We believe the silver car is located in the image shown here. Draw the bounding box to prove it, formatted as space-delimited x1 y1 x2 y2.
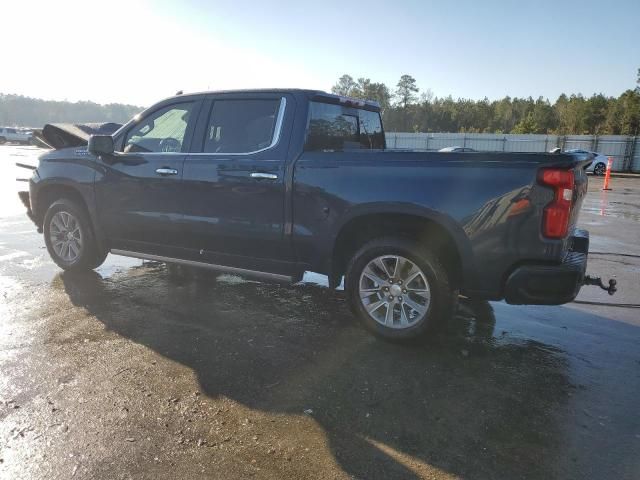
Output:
566 149 609 176
0 127 32 145
438 146 477 152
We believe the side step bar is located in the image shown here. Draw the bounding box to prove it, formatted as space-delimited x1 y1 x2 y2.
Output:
110 249 294 283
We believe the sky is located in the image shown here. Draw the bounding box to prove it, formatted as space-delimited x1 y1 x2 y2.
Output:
2 0 639 107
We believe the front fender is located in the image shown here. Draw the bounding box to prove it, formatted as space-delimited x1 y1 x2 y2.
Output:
30 153 104 250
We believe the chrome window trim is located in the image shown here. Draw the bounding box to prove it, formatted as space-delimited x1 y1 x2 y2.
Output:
115 97 287 157
192 96 287 157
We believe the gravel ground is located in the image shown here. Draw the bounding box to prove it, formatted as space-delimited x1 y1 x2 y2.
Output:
1 145 639 479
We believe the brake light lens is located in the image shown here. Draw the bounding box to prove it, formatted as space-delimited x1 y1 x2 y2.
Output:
539 169 574 238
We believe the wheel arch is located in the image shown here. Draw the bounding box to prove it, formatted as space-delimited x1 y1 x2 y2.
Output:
33 182 106 252
330 205 475 290
34 183 88 225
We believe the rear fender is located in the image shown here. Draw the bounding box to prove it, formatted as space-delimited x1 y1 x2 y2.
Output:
331 202 477 288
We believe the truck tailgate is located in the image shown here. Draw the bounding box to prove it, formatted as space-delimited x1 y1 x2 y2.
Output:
568 155 591 234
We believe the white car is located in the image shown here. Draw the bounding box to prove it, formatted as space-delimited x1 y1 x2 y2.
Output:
566 149 609 176
0 127 32 145
438 146 477 152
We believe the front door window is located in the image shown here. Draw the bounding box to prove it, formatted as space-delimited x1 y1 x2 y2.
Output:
123 102 194 153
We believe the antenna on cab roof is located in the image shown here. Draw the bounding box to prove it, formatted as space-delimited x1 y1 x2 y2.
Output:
175 90 183 95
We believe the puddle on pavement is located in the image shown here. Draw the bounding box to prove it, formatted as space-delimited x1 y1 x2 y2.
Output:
2 148 639 480
581 190 640 222
30 261 576 479
46 260 570 357
582 206 640 222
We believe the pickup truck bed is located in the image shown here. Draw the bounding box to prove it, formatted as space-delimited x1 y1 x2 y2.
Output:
23 88 595 341
294 149 590 301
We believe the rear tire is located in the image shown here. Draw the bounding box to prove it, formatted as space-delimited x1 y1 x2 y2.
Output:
345 237 457 341
43 199 107 271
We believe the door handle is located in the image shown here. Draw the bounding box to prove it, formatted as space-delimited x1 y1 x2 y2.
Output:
250 172 278 180
155 167 178 176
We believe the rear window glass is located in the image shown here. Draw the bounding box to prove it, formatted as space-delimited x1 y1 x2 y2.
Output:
358 110 385 149
305 102 384 151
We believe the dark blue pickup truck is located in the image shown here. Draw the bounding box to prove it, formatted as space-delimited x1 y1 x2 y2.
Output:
25 89 596 340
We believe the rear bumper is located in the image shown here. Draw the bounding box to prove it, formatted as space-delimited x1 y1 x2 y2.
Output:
504 229 588 305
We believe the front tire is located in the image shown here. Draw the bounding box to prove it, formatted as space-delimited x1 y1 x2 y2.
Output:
43 199 106 271
593 162 606 176
345 237 457 341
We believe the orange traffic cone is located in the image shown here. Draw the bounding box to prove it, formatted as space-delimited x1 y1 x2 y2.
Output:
602 157 613 191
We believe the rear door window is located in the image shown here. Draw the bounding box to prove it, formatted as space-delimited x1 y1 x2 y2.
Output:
305 102 384 151
202 98 282 154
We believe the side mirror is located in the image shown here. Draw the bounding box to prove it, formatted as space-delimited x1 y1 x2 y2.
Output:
88 135 114 156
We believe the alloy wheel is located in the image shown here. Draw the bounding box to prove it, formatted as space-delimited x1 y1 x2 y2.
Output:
49 211 83 262
358 255 431 329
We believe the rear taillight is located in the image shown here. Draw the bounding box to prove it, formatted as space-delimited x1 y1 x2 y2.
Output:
539 168 574 239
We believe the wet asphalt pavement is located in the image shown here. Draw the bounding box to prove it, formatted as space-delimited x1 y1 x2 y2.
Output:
1 146 639 479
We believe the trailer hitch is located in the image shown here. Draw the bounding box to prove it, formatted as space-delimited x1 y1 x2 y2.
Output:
583 275 617 295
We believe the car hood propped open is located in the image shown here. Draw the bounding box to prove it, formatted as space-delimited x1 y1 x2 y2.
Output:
37 122 122 149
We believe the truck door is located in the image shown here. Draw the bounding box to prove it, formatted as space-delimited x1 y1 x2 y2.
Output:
180 93 294 274
95 99 201 256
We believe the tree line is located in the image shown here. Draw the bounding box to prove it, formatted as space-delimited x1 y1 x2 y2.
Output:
3 71 639 135
332 71 640 135
0 93 143 128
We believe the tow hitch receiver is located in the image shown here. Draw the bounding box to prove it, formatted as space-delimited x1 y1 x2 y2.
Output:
583 275 617 295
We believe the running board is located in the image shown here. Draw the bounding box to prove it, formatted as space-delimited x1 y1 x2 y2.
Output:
109 249 294 283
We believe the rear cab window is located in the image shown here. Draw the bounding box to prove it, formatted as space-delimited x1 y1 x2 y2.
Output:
304 101 385 151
